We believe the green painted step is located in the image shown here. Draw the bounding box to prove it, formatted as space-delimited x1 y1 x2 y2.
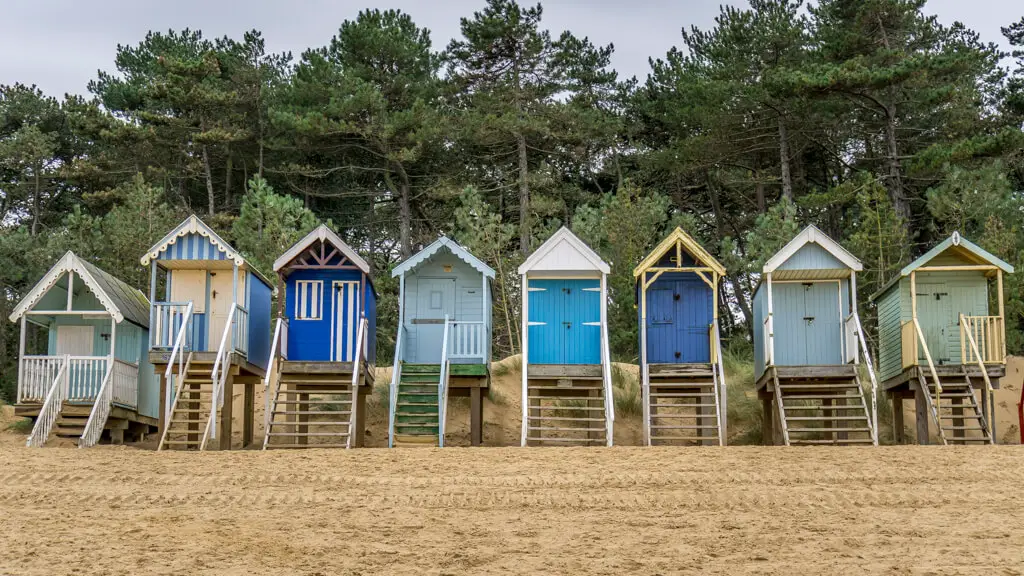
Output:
395 413 439 425
397 403 438 414
394 424 440 435
402 363 442 374
400 374 441 384
398 392 438 402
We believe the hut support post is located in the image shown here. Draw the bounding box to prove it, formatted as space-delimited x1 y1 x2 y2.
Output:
520 274 528 447
18 315 26 402
997 270 1005 360
766 273 774 366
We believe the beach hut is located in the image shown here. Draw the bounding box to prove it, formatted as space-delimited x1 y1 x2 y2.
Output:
871 232 1012 445
752 225 878 446
262 225 376 449
10 252 159 447
519 227 613 447
142 215 273 450
388 237 495 447
634 227 727 446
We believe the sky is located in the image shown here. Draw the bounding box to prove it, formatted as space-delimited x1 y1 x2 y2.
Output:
0 0 1020 99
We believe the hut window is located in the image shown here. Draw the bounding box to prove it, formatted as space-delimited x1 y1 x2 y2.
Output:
295 280 323 320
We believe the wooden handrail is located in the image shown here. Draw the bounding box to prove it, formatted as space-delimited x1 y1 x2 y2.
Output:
960 314 995 439
847 313 879 445
912 318 946 444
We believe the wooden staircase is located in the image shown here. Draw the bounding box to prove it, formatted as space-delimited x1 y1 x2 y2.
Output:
645 365 721 446
158 360 215 451
264 370 355 449
773 368 875 446
525 381 609 446
393 364 441 447
52 404 91 442
919 369 993 445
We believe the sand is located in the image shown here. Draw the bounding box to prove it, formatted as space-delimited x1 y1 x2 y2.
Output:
2 440 1024 575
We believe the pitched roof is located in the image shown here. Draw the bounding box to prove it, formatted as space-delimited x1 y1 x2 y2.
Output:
392 236 495 278
273 224 371 274
871 231 1014 301
633 227 726 277
763 224 862 274
901 231 1013 276
140 215 244 267
518 227 610 275
9 252 151 327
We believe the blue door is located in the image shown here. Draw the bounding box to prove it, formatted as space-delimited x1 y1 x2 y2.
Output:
528 279 601 365
645 277 712 363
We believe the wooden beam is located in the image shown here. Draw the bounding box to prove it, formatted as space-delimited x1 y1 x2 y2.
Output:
675 239 682 267
916 265 998 272
643 270 665 290
998 269 1005 360
694 270 714 289
26 310 110 316
642 266 715 273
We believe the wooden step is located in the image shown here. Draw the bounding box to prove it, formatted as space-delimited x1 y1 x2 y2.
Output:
528 385 603 391
782 405 864 411
649 403 718 409
266 443 350 449
267 432 351 437
272 410 352 416
527 426 605 432
788 427 871 433
790 438 875 445
394 434 439 444
650 424 719 430
525 437 604 443
650 392 715 398
532 405 605 411
781 394 861 400
785 416 870 421
529 416 605 422
273 399 352 405
527 396 605 401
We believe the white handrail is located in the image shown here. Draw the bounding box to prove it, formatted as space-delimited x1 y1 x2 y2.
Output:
79 360 116 448
961 313 996 439
26 356 69 448
846 312 879 445
713 319 728 446
263 318 285 447
348 315 368 449
388 325 405 448
640 309 650 447
203 305 237 450
438 315 451 448
600 316 614 447
163 302 194 422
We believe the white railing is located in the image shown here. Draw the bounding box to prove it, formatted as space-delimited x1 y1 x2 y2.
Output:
18 355 65 403
846 312 879 445
640 314 651 447
762 316 772 367
600 318 614 447
151 302 193 349
162 302 194 422
79 361 115 448
203 305 236 450
26 358 69 448
262 318 286 448
438 316 452 448
388 324 406 448
448 320 486 361
961 313 996 439
66 356 109 402
111 359 139 408
348 315 368 449
713 319 728 447
233 304 249 356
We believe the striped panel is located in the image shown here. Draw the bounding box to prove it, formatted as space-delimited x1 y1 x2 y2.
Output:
334 281 360 362
155 232 228 261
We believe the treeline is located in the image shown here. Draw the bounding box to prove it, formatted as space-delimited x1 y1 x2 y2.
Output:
3 0 1024 400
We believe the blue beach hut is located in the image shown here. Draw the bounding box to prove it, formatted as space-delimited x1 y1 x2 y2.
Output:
262 225 376 449
518 227 613 447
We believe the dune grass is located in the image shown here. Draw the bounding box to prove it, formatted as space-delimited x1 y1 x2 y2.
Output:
721 341 762 445
611 364 642 418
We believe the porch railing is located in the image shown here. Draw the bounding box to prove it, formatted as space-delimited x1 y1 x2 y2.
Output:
162 302 194 422
151 302 193 349
18 355 65 403
448 320 486 362
233 304 249 356
438 316 451 448
111 359 139 408
26 358 69 448
960 314 995 438
762 316 772 367
66 356 109 402
961 315 1004 365
79 361 115 448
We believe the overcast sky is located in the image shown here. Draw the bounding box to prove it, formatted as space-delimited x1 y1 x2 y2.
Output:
1 0 1020 98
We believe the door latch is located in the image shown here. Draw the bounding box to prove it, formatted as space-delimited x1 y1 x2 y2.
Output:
803 316 815 325
563 322 572 329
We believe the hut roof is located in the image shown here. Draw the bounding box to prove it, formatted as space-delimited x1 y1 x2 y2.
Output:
633 227 725 277
392 236 495 279
273 224 371 275
518 227 610 275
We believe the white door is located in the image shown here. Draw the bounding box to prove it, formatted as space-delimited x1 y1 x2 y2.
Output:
333 281 361 362
56 325 94 356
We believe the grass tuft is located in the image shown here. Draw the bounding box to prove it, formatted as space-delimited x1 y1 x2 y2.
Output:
7 418 33 434
491 354 521 377
721 340 762 445
611 364 642 418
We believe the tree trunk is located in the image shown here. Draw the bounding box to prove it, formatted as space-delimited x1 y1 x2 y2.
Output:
516 131 530 255
31 162 41 236
202 145 215 216
777 115 793 203
396 164 413 260
224 149 233 210
884 106 910 224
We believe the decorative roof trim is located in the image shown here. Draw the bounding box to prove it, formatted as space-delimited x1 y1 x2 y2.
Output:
900 231 1014 277
763 224 862 274
273 224 371 274
140 215 243 267
9 251 131 323
518 227 610 275
392 236 495 278
633 227 726 277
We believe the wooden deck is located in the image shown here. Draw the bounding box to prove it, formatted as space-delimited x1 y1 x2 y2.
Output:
755 364 857 392
280 360 375 388
648 363 714 378
527 364 603 380
149 350 267 380
15 402 159 444
881 364 1005 391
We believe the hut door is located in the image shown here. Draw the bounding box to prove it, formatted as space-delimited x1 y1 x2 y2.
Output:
332 281 361 362
645 288 675 363
56 325 94 356
565 280 601 365
208 272 234 351
916 284 951 364
773 282 841 366
413 277 455 363
679 279 712 363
